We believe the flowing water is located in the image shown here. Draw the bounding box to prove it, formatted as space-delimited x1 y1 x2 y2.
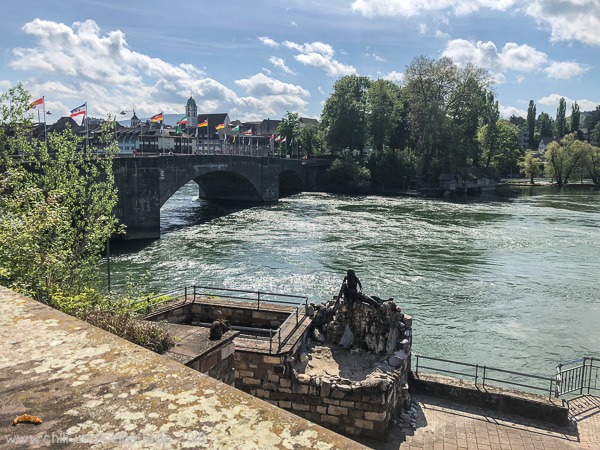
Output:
103 182 600 377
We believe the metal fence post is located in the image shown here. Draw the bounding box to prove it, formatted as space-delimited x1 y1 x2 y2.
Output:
415 354 419 375
257 291 261 310
278 328 281 350
296 307 299 324
184 286 187 303
475 364 479 386
581 357 587 395
193 285 196 302
588 357 594 395
482 366 487 388
269 329 273 354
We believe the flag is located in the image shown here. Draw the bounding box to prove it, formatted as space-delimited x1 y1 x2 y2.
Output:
275 135 281 142
198 119 208 128
216 123 225 130
270 134 275 141
28 97 44 111
177 116 188 125
150 112 163 122
244 129 252 135
70 103 87 117
281 136 287 143
231 125 239 133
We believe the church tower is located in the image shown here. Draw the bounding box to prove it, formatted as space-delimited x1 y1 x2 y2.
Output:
130 110 140 128
186 96 198 129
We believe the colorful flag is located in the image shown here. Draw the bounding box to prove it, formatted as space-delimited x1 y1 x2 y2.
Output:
231 125 239 133
28 97 44 111
70 103 87 117
150 112 163 122
198 119 208 128
244 129 253 135
281 136 287 143
177 116 188 125
216 123 225 130
270 134 275 141
275 135 281 142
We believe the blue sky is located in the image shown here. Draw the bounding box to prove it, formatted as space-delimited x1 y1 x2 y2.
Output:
1 0 598 124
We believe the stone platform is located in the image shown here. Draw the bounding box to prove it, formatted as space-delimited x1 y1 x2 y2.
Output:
0 287 364 449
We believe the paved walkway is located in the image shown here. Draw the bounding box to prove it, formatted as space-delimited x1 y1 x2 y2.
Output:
361 394 600 449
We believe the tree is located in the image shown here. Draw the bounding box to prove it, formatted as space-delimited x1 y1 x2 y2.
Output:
404 56 490 179
544 133 588 185
570 101 581 135
518 151 542 183
584 144 600 185
324 157 371 194
527 100 536 149
0 84 119 311
366 79 406 153
556 97 567 138
479 120 521 176
591 122 600 147
276 111 300 156
538 112 554 138
320 75 371 154
479 92 500 168
297 125 321 157
509 115 526 129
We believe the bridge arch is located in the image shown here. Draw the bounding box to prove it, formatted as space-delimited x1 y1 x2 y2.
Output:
279 169 304 197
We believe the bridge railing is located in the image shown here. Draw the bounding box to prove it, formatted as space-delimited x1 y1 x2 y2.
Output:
413 353 556 400
127 285 310 354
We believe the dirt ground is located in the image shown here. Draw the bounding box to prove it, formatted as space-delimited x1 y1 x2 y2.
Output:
302 343 386 381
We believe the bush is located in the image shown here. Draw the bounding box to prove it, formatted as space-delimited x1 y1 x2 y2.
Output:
82 308 175 354
325 157 371 194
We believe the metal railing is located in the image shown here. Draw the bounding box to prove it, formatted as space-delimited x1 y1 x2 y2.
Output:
556 357 599 398
126 285 310 354
413 353 556 400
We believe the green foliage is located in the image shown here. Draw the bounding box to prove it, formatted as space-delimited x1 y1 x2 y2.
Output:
556 97 567 138
538 112 554 138
527 100 537 149
297 125 321 157
320 75 371 154
324 157 371 194
0 84 120 309
544 133 588 185
478 120 521 176
276 111 300 155
368 147 416 190
366 79 407 152
518 151 543 184
571 102 581 134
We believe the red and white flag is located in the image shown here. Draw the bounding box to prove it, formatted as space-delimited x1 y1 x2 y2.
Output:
28 97 44 111
70 103 87 117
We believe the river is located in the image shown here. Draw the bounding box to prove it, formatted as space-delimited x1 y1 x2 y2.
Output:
103 182 600 377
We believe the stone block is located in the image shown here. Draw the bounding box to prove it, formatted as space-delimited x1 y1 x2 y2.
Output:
340 400 355 408
331 390 346 399
292 403 310 411
321 415 339 424
297 373 311 384
327 405 348 416
345 426 357 435
365 411 386 421
235 362 248 371
242 377 262 386
292 384 309 395
279 378 291 388
316 406 327 414
238 370 254 378
355 419 374 430
279 388 292 394
256 389 270 398
262 355 281 365
323 398 340 405
279 400 291 409
267 373 280 383
403 314 412 329
320 381 331 397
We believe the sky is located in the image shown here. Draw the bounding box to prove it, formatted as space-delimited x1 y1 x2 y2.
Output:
0 0 598 124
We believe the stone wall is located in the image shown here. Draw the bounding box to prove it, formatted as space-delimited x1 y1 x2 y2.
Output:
233 309 414 438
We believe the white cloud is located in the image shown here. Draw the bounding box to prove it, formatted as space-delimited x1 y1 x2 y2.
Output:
526 0 600 46
235 73 309 97
371 53 386 62
442 39 548 73
269 56 296 75
538 94 599 112
543 61 589 80
435 29 450 39
351 0 516 18
499 104 527 119
317 86 326 95
258 36 279 47
282 40 356 77
8 19 310 121
383 71 405 84
419 23 427 34
261 67 272 75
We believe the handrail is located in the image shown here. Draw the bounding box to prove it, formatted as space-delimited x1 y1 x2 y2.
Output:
556 357 599 398
413 353 556 400
129 284 310 354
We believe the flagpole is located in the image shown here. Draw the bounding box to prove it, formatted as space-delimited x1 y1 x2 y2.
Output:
161 112 165 155
43 96 48 150
85 102 89 150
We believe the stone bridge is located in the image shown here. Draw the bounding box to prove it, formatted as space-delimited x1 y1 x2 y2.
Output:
113 155 326 239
